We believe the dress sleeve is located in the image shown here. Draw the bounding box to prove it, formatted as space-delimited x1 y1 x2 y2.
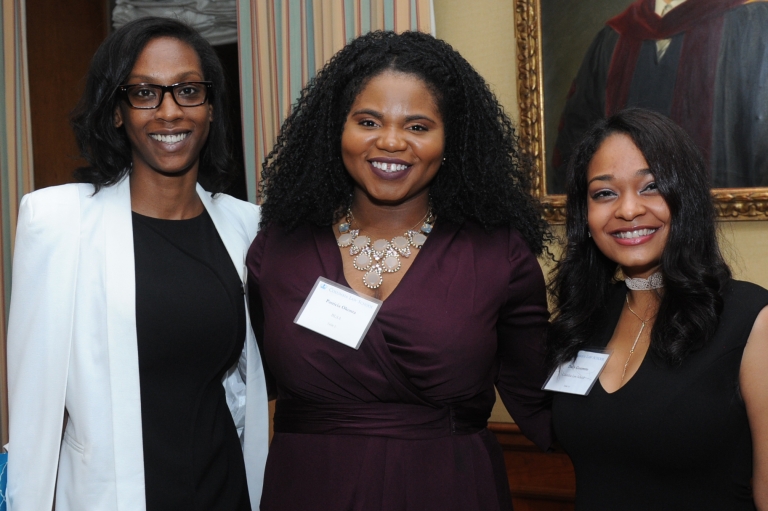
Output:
495 228 553 451
245 226 276 399
7 189 80 510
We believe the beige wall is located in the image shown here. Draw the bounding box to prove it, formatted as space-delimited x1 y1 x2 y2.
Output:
433 0 768 422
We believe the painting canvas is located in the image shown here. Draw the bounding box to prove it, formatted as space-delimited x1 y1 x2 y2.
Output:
515 0 768 222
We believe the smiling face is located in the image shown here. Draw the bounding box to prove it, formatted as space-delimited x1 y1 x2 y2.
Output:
114 36 212 180
586 133 671 278
341 71 445 206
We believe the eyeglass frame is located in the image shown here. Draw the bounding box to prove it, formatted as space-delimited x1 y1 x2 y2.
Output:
115 81 213 109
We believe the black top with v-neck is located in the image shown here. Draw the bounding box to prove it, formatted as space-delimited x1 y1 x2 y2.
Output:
552 280 768 511
133 210 250 511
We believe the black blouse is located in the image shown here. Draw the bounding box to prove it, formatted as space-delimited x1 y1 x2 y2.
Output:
553 280 768 511
133 210 250 511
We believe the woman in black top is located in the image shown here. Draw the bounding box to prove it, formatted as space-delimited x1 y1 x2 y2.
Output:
6 17 267 510
548 108 768 510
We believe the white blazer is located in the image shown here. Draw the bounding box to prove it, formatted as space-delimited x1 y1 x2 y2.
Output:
6 177 269 510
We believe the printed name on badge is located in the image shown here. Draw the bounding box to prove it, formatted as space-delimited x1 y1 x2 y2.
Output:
542 350 611 395
294 277 382 349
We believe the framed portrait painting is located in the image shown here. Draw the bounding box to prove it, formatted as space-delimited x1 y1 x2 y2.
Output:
515 0 768 223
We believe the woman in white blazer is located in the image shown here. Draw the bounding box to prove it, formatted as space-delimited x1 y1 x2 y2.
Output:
6 17 268 510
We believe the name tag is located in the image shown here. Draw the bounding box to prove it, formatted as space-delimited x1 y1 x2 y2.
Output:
542 350 611 395
294 277 382 349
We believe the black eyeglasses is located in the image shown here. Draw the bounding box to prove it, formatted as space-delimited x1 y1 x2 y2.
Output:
116 81 213 109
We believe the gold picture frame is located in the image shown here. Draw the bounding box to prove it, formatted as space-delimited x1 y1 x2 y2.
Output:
514 0 768 223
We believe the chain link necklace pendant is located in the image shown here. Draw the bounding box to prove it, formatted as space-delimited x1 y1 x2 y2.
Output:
621 295 657 382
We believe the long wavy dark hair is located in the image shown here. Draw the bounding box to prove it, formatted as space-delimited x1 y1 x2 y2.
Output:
70 16 235 194
259 30 550 255
547 108 731 367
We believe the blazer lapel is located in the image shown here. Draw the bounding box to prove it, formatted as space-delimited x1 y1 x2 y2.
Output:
198 186 269 504
101 176 147 510
198 186 248 284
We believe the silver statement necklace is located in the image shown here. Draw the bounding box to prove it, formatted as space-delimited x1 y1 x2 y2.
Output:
624 272 664 291
336 208 435 289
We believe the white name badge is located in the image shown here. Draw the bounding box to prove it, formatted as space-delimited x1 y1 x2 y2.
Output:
542 350 612 395
294 277 382 349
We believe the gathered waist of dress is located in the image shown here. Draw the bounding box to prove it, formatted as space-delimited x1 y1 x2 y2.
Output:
273 398 491 440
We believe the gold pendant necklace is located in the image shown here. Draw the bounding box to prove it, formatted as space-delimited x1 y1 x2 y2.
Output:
622 295 656 382
336 208 434 289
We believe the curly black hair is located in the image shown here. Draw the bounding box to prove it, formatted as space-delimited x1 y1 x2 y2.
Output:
70 16 236 194
547 108 732 368
259 30 550 255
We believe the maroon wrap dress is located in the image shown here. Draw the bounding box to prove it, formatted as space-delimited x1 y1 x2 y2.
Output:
246 220 552 511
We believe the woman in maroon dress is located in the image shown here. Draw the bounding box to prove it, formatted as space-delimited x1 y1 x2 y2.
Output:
247 31 552 511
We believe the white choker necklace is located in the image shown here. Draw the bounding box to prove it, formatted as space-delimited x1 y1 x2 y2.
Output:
624 272 664 291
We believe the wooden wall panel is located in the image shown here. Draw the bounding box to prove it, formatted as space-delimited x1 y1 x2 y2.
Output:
26 0 109 189
489 422 576 510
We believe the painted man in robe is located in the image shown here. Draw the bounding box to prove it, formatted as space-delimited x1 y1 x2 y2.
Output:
551 0 768 193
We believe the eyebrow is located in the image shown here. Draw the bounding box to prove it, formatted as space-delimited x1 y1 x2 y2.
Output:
350 108 438 123
587 168 652 185
127 71 204 83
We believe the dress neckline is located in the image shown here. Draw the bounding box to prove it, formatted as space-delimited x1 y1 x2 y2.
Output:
597 288 650 395
132 209 207 223
598 355 648 395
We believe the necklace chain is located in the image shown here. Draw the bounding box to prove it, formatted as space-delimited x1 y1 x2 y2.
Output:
347 208 429 234
336 207 435 289
621 295 657 382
